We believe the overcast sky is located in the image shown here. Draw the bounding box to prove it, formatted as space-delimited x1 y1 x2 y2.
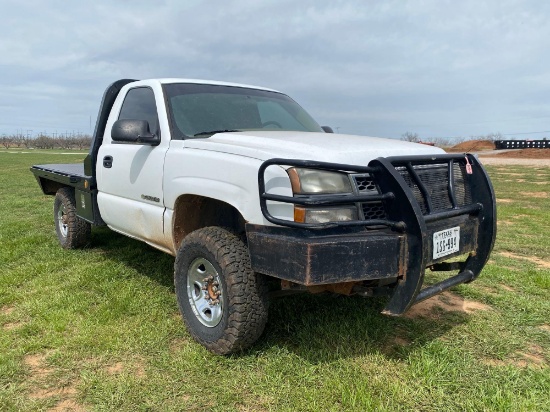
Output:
1 0 549 140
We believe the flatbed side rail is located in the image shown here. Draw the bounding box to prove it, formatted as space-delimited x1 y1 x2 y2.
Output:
257 154 496 315
30 164 94 192
30 165 104 226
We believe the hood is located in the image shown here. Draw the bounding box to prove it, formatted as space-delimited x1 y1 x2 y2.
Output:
184 131 445 165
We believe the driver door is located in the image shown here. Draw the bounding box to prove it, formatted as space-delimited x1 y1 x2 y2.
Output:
97 85 170 250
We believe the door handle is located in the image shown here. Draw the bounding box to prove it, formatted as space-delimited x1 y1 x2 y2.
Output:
103 156 113 168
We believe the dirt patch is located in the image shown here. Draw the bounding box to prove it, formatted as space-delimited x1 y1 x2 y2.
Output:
477 285 499 296
484 345 547 368
448 140 496 152
496 198 513 203
1 305 15 315
405 291 491 319
106 359 146 378
170 337 192 352
538 324 550 333
3 321 23 330
498 252 550 269
499 284 515 292
49 398 85 412
520 192 548 198
30 385 76 400
478 157 550 167
24 353 53 378
486 148 550 159
30 386 84 411
498 220 514 226
24 352 84 410
135 363 146 378
521 345 547 365
106 362 124 375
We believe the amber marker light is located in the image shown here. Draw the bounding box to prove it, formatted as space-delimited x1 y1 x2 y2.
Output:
287 167 302 194
294 206 306 223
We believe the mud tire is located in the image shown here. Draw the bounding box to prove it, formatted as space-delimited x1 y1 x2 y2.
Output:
174 227 269 355
53 187 91 249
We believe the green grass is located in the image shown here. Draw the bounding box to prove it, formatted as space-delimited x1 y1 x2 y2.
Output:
1 152 549 411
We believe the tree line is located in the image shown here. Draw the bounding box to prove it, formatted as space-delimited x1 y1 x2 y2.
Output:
0 133 92 150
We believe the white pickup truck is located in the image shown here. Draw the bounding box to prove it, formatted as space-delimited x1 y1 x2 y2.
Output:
31 78 496 354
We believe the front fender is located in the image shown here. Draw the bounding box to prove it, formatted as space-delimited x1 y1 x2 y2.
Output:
163 146 293 225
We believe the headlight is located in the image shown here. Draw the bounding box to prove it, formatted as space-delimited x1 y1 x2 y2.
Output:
287 167 357 224
287 168 353 194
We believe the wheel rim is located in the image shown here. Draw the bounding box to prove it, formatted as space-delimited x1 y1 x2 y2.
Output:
187 257 223 327
57 205 68 237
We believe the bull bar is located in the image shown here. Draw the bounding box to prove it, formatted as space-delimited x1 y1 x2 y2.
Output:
250 154 496 316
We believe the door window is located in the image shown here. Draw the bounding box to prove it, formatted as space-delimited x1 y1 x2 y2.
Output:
118 87 160 135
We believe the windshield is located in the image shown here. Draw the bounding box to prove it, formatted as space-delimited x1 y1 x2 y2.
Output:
163 83 323 138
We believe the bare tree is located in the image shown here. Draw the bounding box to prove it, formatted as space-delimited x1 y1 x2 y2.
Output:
1 135 13 149
35 134 54 149
401 132 420 143
484 132 503 141
74 135 92 150
22 135 34 149
431 137 453 147
55 135 71 150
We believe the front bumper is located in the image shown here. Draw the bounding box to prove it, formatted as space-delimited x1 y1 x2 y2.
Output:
248 154 496 316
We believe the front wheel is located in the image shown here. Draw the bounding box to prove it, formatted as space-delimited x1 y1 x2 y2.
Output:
53 187 91 249
174 227 268 354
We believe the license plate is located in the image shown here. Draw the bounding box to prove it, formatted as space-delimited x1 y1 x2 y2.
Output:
433 226 460 259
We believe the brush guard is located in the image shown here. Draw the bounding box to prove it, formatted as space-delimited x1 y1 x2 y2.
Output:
255 154 496 315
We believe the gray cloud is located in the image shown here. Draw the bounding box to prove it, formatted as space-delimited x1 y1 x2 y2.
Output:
1 0 549 139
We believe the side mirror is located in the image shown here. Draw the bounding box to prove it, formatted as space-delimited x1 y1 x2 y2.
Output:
321 126 334 133
111 119 160 146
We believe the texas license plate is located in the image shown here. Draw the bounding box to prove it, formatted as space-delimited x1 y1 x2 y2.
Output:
433 226 460 259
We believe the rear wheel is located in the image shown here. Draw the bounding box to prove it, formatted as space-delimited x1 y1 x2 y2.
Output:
174 227 268 355
53 187 91 249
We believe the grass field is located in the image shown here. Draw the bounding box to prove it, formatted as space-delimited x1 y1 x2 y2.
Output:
1 151 549 411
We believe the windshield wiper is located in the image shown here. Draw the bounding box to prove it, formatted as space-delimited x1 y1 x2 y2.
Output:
193 129 241 137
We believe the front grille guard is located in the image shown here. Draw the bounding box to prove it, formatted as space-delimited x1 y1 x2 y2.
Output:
257 154 496 315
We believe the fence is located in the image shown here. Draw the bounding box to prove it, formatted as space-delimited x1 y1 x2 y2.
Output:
495 140 550 150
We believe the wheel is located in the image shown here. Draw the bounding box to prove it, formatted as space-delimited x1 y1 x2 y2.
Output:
53 187 91 249
261 120 282 129
174 227 269 354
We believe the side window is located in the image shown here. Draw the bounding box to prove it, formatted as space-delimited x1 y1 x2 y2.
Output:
118 88 159 135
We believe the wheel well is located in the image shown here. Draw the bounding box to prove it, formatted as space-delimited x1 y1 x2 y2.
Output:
39 178 69 195
172 195 246 250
